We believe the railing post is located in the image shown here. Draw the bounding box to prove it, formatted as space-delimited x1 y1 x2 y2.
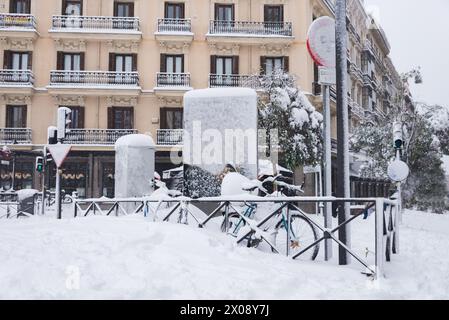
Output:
375 198 385 279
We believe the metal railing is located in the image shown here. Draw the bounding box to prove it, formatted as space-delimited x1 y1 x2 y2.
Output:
209 20 292 36
157 18 192 33
73 196 401 279
0 69 34 85
49 70 139 87
209 74 261 88
157 129 183 146
64 129 137 145
51 15 140 31
0 128 32 144
156 72 191 87
0 13 36 29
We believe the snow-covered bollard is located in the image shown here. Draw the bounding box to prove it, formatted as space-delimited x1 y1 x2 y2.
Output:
115 134 156 200
183 88 258 198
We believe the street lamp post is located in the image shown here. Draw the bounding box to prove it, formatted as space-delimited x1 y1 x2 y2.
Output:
335 0 351 265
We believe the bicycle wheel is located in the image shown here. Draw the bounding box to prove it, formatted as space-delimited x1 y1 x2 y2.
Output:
272 213 320 260
221 212 260 248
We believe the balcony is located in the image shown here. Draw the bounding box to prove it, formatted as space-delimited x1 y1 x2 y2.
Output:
154 73 192 96
0 70 34 94
157 129 183 146
49 15 141 41
155 18 194 45
64 129 137 145
47 70 141 96
0 128 32 145
0 13 38 40
207 20 293 45
209 74 261 89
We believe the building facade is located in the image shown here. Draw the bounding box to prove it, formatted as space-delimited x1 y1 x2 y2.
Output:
0 0 402 198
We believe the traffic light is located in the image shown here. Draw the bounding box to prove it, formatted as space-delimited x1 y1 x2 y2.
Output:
35 156 44 173
57 107 72 140
393 121 404 150
47 126 58 145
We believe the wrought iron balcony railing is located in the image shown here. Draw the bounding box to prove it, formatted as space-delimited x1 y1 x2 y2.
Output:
157 129 184 146
49 70 139 87
64 129 137 145
156 72 191 88
0 13 36 29
209 20 292 37
0 128 32 144
209 74 262 89
51 15 140 31
157 18 192 33
0 70 34 86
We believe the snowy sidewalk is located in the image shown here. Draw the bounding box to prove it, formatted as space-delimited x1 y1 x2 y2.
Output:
0 210 448 299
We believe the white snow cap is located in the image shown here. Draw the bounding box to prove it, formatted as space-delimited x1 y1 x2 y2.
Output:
115 134 155 149
184 88 257 99
16 189 39 201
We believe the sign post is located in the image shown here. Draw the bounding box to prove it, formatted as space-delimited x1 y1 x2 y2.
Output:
48 144 71 219
307 16 336 261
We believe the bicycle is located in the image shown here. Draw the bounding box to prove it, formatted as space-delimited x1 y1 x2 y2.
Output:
220 176 320 260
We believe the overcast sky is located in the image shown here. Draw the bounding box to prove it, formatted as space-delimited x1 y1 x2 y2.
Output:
365 0 449 108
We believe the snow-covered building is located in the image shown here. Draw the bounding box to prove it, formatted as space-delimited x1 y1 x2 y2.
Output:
0 0 403 198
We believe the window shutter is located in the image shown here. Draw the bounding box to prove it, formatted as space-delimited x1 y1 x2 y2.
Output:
57 52 64 70
210 55 217 74
181 55 185 73
21 106 27 128
160 108 167 129
160 54 167 72
129 3 135 17
280 6 284 23
79 107 85 129
232 56 239 75
180 3 185 19
4 51 11 69
260 56 267 75
109 53 115 71
27 52 33 70
214 4 219 20
283 56 289 72
129 108 135 129
80 52 85 70
107 107 114 129
62 0 67 15
132 54 137 72
6 106 12 128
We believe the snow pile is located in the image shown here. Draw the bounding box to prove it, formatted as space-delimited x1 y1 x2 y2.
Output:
16 189 39 201
0 209 449 299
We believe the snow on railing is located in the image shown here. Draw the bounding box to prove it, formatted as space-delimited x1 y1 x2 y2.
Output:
51 15 140 31
209 20 292 36
156 72 191 87
157 18 192 33
0 128 32 144
73 196 401 279
49 70 139 87
64 129 137 145
0 13 36 29
209 74 262 89
157 129 183 146
0 70 34 85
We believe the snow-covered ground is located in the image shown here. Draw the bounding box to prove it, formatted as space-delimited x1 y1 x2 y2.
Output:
0 209 448 299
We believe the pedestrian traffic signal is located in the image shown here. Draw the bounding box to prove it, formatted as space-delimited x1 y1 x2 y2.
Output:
57 107 72 140
48 126 58 145
393 121 404 150
35 157 44 173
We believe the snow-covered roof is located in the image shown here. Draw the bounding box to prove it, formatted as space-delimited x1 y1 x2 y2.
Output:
184 88 257 99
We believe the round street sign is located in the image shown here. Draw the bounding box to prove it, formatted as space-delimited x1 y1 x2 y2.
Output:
307 16 336 68
387 160 410 182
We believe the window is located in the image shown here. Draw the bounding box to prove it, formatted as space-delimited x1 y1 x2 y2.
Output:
3 51 32 70
260 56 289 75
109 54 137 72
160 54 184 73
215 4 234 21
160 108 183 130
6 105 27 128
62 0 82 15
63 106 85 129
108 107 134 129
211 56 238 75
165 2 185 19
114 2 134 17
264 5 284 23
10 0 31 14
57 52 84 71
